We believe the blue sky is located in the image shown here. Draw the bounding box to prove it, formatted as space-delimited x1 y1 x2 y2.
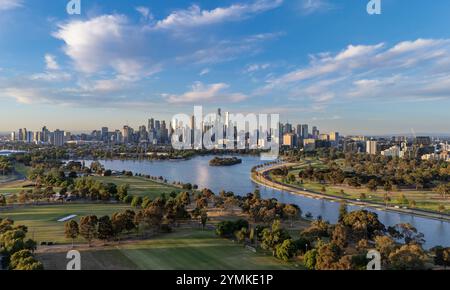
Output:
1 0 450 135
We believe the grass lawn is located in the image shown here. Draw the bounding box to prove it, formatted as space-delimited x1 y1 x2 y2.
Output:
0 203 132 243
92 175 181 199
37 229 297 270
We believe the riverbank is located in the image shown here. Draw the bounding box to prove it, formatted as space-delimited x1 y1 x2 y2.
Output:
251 163 450 223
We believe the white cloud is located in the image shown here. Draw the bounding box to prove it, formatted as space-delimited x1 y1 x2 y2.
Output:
245 63 270 73
298 0 334 15
199 68 210 76
45 54 60 70
0 0 22 11
178 33 282 65
155 0 283 30
136 6 153 22
261 38 450 108
53 15 160 79
166 82 247 104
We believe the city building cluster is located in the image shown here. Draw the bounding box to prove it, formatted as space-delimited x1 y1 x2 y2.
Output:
9 118 171 147
7 114 450 163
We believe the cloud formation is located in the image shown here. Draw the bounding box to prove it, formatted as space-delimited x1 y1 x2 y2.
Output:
166 82 248 104
0 0 22 11
154 0 283 30
261 38 450 108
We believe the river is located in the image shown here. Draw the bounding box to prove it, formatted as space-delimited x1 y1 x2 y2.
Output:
83 155 449 248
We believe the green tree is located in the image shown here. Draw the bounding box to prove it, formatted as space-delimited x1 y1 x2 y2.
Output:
97 216 114 243
235 227 248 244
79 215 98 246
64 220 79 248
200 210 208 230
388 244 427 270
275 239 297 261
131 196 143 208
303 249 318 270
338 203 348 223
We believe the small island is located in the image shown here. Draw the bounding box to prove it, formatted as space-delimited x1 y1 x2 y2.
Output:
209 157 242 166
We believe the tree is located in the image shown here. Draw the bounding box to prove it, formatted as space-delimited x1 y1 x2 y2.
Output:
261 220 291 256
282 204 301 227
143 204 164 233
342 210 385 241
435 183 449 200
79 215 98 246
200 210 208 230
97 216 114 243
131 196 143 208
300 219 330 240
390 223 425 245
117 184 130 201
388 244 428 270
9 249 43 270
315 243 342 270
367 179 378 192
303 249 318 270
0 195 6 207
196 197 208 209
275 239 297 261
338 203 348 223
64 220 79 248
331 224 348 249
375 235 397 264
235 227 248 244
383 181 393 193
431 246 450 268
177 191 191 206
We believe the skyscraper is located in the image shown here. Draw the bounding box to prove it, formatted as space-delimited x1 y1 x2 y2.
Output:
53 130 65 147
301 124 309 139
312 126 319 139
366 140 378 155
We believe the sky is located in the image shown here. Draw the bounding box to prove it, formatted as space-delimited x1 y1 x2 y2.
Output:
1 0 450 135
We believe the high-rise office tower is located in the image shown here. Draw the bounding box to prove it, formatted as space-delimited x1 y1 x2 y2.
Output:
301 124 309 139
148 118 155 131
312 126 319 139
101 127 109 142
329 132 340 142
53 130 65 147
42 126 49 143
366 140 378 155
18 129 23 142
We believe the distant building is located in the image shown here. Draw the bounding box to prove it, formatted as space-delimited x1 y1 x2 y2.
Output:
53 130 65 147
329 132 339 142
415 136 431 146
381 145 400 157
312 126 319 139
10 132 16 142
301 124 309 139
283 133 297 148
366 140 378 155
319 134 329 141
303 138 316 151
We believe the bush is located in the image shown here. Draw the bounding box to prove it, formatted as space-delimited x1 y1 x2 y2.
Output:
215 219 249 238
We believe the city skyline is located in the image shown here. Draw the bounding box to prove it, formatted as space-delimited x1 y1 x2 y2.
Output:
1 0 450 134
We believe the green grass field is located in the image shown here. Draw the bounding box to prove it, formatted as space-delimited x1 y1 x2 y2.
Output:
37 229 296 270
92 175 182 199
0 203 132 243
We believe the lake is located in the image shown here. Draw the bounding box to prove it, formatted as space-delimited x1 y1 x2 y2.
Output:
83 155 449 248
